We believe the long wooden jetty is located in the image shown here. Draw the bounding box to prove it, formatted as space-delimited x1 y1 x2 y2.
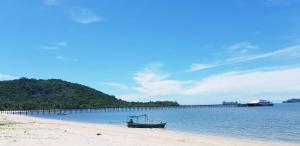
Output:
0 104 241 115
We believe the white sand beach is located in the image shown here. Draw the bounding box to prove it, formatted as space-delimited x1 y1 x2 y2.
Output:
0 114 296 146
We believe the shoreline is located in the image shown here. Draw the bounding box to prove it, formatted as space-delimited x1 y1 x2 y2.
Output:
0 114 296 146
26 113 298 145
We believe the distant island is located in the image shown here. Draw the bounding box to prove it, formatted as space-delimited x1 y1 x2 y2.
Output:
0 78 179 110
282 98 300 103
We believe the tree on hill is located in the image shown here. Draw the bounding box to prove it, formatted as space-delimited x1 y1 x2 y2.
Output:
0 78 179 110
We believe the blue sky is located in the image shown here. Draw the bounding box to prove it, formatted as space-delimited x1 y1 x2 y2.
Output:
1 0 300 104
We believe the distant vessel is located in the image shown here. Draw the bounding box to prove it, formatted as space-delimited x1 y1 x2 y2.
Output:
247 100 274 106
127 114 166 128
283 98 300 103
222 101 239 105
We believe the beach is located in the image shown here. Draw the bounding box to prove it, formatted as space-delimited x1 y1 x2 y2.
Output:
0 114 296 146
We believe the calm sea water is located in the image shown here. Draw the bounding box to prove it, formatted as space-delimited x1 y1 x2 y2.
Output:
30 103 300 144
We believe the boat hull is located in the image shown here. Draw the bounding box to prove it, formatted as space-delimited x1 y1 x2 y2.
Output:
127 122 166 128
246 103 274 106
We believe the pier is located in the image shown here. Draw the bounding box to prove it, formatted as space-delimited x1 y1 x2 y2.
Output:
0 104 241 115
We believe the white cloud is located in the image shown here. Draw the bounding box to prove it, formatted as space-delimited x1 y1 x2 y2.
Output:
131 62 195 96
40 41 68 50
226 42 257 52
133 70 185 96
189 44 300 72
254 31 262 35
96 82 128 89
188 63 217 72
57 41 68 47
0 74 18 81
56 55 78 61
227 44 300 62
40 46 59 50
43 0 62 6
66 7 103 24
125 66 300 103
183 67 300 96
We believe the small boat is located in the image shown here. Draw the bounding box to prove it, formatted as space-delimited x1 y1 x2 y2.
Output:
247 99 274 106
127 114 166 128
127 122 166 128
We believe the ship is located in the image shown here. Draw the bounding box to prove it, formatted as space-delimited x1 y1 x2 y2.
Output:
247 100 274 106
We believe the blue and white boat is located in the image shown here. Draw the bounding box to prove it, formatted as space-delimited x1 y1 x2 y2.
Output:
247 100 274 106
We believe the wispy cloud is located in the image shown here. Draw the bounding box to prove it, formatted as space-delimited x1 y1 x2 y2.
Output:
133 69 184 96
0 74 18 81
183 67 300 96
40 41 68 50
189 44 300 72
282 34 300 44
66 7 103 24
131 63 192 96
43 0 62 6
56 55 78 61
96 82 129 89
188 64 217 72
214 42 258 57
226 42 257 52
264 0 298 6
254 31 262 35
57 41 68 47
40 46 59 50
188 42 257 72
123 65 300 102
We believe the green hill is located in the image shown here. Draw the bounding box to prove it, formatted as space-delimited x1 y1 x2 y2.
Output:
283 98 300 103
0 78 179 110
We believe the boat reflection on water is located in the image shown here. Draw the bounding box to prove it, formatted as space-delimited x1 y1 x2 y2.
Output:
127 114 166 128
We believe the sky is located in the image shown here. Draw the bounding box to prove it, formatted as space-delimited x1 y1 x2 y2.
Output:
1 0 300 104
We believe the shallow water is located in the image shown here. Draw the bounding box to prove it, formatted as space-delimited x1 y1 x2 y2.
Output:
31 103 300 144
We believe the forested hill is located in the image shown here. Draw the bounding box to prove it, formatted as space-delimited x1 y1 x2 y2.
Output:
0 78 179 110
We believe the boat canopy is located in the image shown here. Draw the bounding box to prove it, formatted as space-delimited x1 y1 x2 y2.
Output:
128 114 149 123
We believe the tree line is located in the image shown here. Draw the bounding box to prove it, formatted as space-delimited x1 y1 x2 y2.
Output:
0 78 179 110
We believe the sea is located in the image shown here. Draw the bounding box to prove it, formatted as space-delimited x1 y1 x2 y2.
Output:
30 103 300 144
